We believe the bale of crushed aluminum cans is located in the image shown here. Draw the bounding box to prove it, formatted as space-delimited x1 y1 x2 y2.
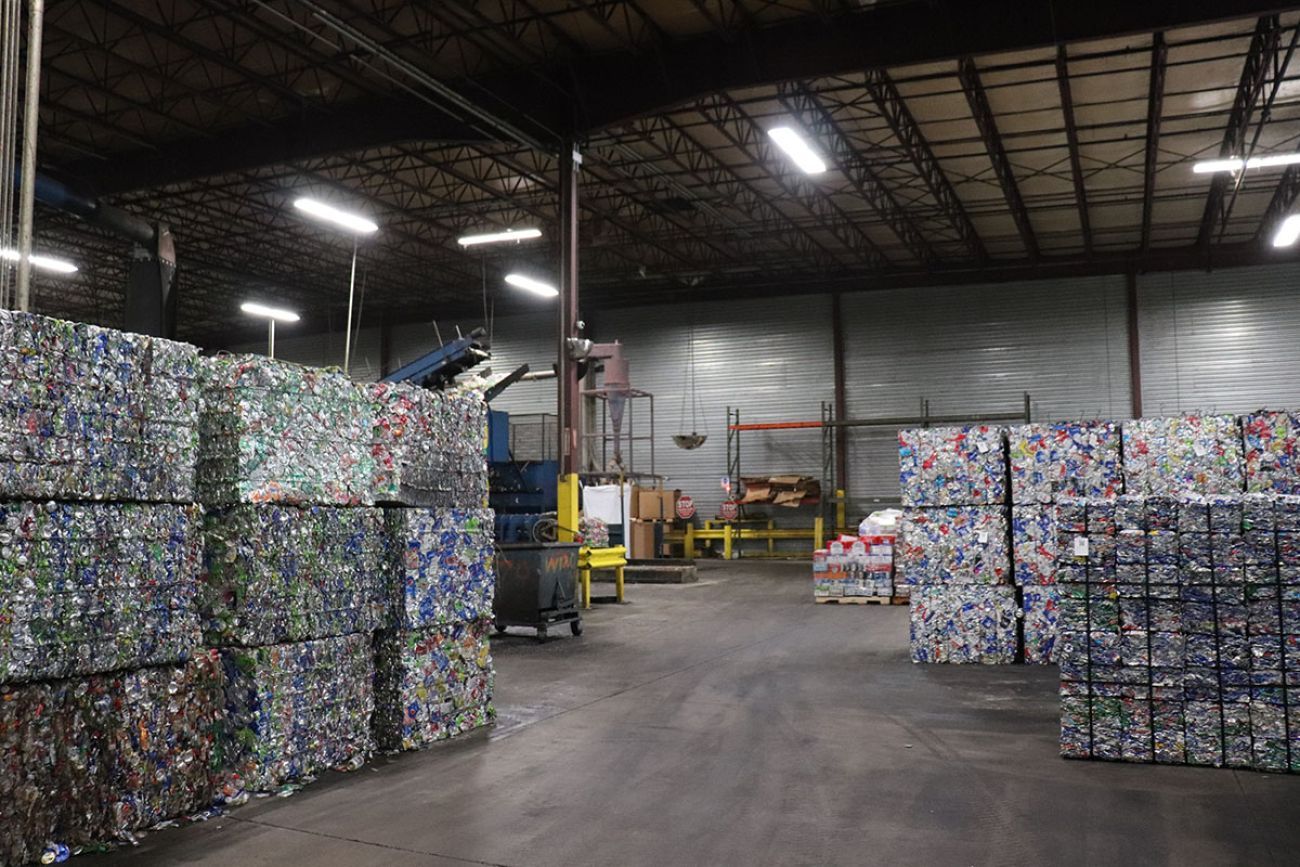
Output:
1022 584 1059 664
385 507 494 630
1008 421 1121 503
0 310 200 503
1121 415 1244 497
908 585 1017 664
1011 504 1057 586
1242 411 1300 494
199 505 385 647
898 425 1007 507
197 355 375 506
373 619 495 751
0 501 203 683
215 633 374 793
0 653 224 865
896 506 1010 585
371 383 489 508
1058 495 1300 773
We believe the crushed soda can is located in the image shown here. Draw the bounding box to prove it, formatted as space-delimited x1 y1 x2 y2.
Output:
898 425 1006 507
1121 415 1244 497
897 507 1010 584
0 501 203 682
198 355 376 506
371 383 489 508
0 310 200 503
1008 421 1122 503
215 633 374 793
199 505 385 646
908 585 1017 664
0 653 224 865
385 508 495 630
373 618 495 751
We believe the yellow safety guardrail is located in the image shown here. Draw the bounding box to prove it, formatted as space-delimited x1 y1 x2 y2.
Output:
578 544 626 609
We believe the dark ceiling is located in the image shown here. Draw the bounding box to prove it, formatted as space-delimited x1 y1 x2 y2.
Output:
21 0 1300 346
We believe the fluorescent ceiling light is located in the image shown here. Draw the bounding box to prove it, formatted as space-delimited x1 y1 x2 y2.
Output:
1272 214 1300 248
1193 153 1300 174
504 273 558 298
767 126 827 175
293 197 379 234
1 248 78 274
240 301 300 322
457 227 542 246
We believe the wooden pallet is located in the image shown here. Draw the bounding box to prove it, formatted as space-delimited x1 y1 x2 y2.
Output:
814 595 895 605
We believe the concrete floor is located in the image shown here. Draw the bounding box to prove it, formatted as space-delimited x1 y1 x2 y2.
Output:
104 562 1300 867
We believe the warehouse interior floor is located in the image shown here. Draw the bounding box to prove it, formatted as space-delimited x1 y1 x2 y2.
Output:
105 561 1300 867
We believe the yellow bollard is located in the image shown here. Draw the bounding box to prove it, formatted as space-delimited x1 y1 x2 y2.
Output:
814 515 825 551
723 523 733 560
836 489 847 535
767 519 775 556
557 473 579 543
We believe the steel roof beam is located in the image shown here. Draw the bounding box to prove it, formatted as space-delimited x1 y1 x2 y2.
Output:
957 56 1038 259
1140 33 1167 252
1196 14 1281 247
863 69 984 260
776 80 935 266
1055 46 1091 254
698 92 890 269
1256 163 1300 244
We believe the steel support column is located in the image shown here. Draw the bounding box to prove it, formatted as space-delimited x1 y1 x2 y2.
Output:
1126 270 1143 419
831 292 848 498
558 141 582 476
15 0 44 311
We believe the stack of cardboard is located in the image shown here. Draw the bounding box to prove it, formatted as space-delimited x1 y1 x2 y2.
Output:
739 475 821 507
628 483 678 559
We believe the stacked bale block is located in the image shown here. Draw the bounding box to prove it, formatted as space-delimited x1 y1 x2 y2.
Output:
1122 414 1244 496
198 355 375 506
1242 410 1300 494
0 654 225 864
197 356 381 793
373 387 496 751
1009 422 1123 663
0 312 217 861
1058 494 1300 773
371 383 489 508
898 426 1016 663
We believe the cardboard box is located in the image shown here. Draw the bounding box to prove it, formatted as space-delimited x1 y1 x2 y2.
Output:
633 485 678 521
628 519 661 560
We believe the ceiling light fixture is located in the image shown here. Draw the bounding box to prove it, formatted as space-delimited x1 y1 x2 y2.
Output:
504 273 558 298
240 301 300 322
767 126 827 175
293 197 379 234
457 227 543 246
1 249 78 274
1193 153 1300 174
1272 214 1300 248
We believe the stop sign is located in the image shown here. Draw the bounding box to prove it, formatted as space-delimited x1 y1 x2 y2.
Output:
676 495 696 520
719 500 739 521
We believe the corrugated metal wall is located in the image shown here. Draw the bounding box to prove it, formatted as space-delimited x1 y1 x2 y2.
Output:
839 275 1131 512
594 296 835 521
1138 263 1300 414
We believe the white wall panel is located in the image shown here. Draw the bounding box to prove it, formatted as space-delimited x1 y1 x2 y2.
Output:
594 295 835 522
840 276 1131 510
1138 264 1300 415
